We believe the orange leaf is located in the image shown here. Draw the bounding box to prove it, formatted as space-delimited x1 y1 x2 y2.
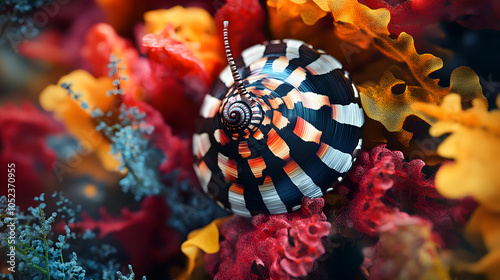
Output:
40 70 119 171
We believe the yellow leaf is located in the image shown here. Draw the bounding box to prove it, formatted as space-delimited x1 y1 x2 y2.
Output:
179 217 230 280
467 206 500 253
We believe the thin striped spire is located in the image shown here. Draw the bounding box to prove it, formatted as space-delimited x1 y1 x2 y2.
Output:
223 21 253 102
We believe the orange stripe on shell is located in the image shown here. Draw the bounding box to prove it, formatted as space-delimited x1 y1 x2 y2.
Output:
267 128 290 160
248 156 266 178
272 110 289 129
218 153 238 181
229 183 244 195
238 141 251 158
214 129 230 145
293 116 322 144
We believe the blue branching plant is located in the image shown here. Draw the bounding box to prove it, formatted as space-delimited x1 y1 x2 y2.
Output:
0 192 148 280
0 192 86 280
75 231 121 280
91 55 164 200
57 54 164 200
107 54 127 96
98 103 164 200
60 82 89 109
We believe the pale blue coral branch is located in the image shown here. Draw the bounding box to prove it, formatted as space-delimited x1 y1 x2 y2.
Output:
116 265 146 280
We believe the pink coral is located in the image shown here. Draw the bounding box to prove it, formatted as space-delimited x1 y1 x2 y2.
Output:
362 213 449 280
205 197 331 280
342 145 476 247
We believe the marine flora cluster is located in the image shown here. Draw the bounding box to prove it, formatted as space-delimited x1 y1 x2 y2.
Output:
0 0 499 279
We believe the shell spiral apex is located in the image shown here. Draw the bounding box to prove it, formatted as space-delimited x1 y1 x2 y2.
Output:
193 22 364 217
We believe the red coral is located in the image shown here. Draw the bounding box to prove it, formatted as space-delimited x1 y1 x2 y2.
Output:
205 197 331 280
0 102 61 209
348 152 396 236
343 145 476 247
76 196 181 276
81 23 140 78
214 0 267 59
142 27 210 134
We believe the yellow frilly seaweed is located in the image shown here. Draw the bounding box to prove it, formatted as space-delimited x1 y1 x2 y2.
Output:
413 94 500 279
360 66 482 135
40 70 119 171
414 94 500 210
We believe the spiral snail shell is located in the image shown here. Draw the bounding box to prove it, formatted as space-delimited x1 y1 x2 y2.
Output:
193 21 364 217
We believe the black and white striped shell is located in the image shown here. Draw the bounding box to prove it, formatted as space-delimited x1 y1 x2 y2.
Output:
193 39 364 217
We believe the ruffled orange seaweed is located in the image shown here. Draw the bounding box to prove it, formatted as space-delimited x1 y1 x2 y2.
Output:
413 94 500 279
359 66 482 134
267 0 484 149
39 70 119 171
267 0 329 25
